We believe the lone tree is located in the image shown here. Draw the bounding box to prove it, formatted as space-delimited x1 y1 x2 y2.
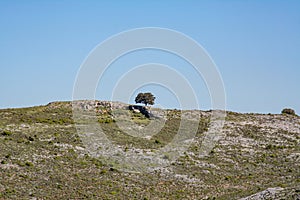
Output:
135 92 155 106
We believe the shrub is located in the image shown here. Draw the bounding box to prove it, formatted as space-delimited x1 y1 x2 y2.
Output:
98 118 115 123
25 161 34 167
154 139 161 144
281 108 296 116
1 130 12 136
1 160 7 164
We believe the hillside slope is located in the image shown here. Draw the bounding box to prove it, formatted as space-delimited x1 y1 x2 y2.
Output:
0 101 299 199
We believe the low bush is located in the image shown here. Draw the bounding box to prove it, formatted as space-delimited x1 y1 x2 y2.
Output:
1 130 12 136
281 108 296 116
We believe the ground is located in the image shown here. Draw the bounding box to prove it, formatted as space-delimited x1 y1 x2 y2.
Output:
0 101 299 199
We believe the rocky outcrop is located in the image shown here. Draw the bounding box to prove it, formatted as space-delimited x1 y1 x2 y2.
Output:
128 105 151 118
240 187 300 200
72 100 128 113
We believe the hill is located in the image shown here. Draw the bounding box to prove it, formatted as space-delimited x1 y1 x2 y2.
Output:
0 101 299 199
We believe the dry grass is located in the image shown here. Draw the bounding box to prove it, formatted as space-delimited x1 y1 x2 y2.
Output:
0 102 299 199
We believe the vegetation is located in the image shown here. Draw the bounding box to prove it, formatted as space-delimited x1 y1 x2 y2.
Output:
135 92 155 106
281 108 296 116
0 101 299 199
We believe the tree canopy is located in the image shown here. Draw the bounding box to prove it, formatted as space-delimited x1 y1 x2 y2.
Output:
135 92 155 106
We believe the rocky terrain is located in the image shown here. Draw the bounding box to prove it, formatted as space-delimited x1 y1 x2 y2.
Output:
0 101 299 199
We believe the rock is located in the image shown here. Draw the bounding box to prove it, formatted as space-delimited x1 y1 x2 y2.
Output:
133 109 140 113
128 105 151 118
240 187 300 200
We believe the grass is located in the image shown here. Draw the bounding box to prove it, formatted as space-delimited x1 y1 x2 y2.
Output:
0 101 299 199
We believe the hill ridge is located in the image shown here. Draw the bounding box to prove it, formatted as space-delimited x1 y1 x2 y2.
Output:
0 101 299 199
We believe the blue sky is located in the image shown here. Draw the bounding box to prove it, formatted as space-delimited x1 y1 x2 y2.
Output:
0 0 299 114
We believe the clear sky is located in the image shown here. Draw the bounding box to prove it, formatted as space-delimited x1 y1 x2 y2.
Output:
0 0 299 114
